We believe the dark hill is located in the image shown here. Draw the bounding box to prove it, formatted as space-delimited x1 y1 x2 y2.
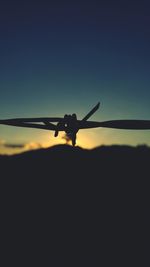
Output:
1 144 150 178
0 145 149 264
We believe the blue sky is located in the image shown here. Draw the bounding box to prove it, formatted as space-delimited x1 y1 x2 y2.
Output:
0 0 150 154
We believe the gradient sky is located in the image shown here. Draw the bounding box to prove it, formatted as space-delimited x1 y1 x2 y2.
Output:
0 0 150 154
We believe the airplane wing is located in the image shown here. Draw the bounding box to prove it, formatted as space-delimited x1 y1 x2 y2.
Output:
77 120 150 130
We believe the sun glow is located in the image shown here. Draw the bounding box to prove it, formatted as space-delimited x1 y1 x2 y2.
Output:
1 126 150 155
0 129 100 155
2 125 150 156
37 131 97 150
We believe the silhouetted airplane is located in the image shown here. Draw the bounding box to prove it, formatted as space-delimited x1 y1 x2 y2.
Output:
1 102 150 146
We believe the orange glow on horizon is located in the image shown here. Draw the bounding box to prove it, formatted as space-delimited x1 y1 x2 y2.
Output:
1 127 150 155
0 130 99 155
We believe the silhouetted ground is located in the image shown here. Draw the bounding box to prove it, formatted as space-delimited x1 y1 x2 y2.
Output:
0 145 149 265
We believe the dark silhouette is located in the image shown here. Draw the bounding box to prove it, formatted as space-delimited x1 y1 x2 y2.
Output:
0 144 149 264
1 102 150 146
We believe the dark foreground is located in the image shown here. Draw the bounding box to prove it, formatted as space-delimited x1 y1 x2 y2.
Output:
0 145 149 265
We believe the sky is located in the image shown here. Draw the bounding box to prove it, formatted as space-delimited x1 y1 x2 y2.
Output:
0 0 150 154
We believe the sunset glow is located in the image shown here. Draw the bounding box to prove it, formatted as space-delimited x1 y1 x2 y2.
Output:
0 1 150 154
1 125 150 155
